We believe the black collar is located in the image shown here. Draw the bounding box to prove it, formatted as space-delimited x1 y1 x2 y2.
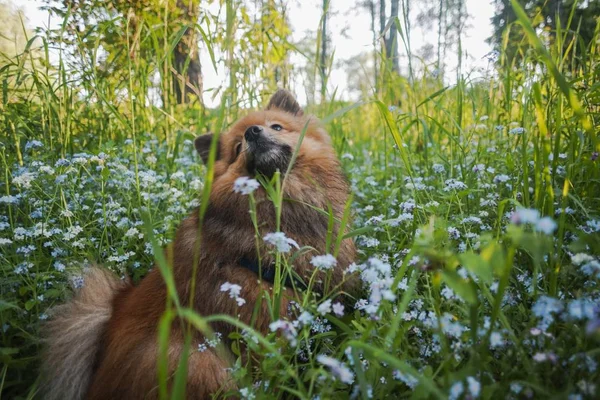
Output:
240 256 306 291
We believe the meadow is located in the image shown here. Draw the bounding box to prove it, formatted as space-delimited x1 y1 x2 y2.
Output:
0 0 599 398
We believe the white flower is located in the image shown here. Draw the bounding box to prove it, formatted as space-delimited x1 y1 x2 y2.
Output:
239 387 255 400
447 227 460 240
511 208 540 224
54 262 66 272
220 282 245 306
317 299 332 316
490 331 504 348
443 179 467 191
509 127 525 134
567 299 595 320
332 302 345 317
0 195 18 204
124 227 143 239
532 296 563 330
432 163 445 174
311 254 337 270
233 176 260 195
572 253 594 265
467 377 481 398
13 173 35 189
535 217 557 234
297 311 314 326
449 381 464 400
316 354 354 384
0 238 13 245
263 232 299 253
269 319 298 346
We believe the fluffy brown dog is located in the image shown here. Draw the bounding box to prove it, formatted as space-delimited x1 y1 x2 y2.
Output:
41 90 357 399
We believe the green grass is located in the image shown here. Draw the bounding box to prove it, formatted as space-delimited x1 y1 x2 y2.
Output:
1 1 599 399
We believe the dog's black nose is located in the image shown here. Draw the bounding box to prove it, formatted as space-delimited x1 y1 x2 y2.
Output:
244 125 263 142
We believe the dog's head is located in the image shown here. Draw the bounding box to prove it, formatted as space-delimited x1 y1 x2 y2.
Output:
194 89 337 184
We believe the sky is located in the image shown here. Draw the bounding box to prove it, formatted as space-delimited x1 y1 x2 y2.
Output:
20 0 495 106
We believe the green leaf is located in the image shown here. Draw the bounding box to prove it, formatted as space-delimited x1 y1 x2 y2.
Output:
441 270 477 305
24 299 36 311
459 251 493 284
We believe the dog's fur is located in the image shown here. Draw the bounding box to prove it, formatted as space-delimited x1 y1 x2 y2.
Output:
40 90 357 399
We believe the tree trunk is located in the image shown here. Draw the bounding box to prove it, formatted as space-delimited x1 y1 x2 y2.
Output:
389 0 399 74
436 0 443 80
172 0 203 105
368 0 378 89
379 0 386 50
319 0 329 102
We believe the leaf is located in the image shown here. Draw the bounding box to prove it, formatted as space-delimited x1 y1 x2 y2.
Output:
25 299 36 311
459 251 493 284
0 300 20 312
441 270 478 305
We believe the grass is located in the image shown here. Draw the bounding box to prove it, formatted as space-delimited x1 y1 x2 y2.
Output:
1 0 599 399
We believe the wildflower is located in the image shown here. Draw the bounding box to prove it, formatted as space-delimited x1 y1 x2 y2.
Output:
493 174 510 183
311 317 332 333
585 219 600 232
54 262 66 272
509 127 525 135
533 352 557 363
263 232 299 253
443 179 467 192
0 195 18 204
13 173 35 189
449 381 464 400
341 153 354 161
532 296 564 330
490 331 504 348
233 176 260 195
447 227 460 240
220 282 246 306
316 354 354 384
269 319 298 346
393 370 418 388
124 227 143 239
466 377 481 397
567 299 596 320
332 302 345 317
311 254 337 270
0 238 13 245
432 163 445 174
511 383 523 394
239 387 255 400
511 208 540 225
198 332 223 352
535 217 557 234
25 140 43 151
472 163 486 174
317 299 332 316
297 311 314 326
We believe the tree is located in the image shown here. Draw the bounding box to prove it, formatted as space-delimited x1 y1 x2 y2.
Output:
319 0 330 102
489 0 600 71
42 0 204 106
172 0 202 104
379 0 401 75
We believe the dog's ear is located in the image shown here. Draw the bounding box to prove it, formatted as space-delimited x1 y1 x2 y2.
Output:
194 133 221 165
266 89 303 116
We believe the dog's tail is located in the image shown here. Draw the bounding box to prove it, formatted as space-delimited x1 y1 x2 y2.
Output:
40 266 129 400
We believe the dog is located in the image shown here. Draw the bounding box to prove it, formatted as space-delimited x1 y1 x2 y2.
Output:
41 89 357 399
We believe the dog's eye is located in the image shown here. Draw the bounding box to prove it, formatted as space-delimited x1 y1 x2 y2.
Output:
234 142 242 157
270 124 283 131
